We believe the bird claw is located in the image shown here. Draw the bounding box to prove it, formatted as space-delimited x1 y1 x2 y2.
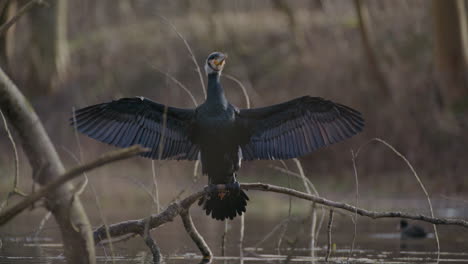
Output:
204 182 241 195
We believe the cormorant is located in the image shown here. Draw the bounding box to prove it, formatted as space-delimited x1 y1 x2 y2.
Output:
399 220 427 239
71 52 364 220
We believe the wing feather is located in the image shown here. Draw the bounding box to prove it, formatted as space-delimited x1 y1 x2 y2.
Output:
71 97 199 160
237 96 364 160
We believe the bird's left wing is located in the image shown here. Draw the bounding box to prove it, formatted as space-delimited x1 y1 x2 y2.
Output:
71 97 199 160
236 96 364 160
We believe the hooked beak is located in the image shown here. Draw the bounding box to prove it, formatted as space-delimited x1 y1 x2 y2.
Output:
214 54 227 66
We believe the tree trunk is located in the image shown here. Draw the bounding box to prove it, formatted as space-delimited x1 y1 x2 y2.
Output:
432 0 468 108
353 0 391 98
0 0 17 71
24 0 69 95
271 0 306 51
0 67 95 264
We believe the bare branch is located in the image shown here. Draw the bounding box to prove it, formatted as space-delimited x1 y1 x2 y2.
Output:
0 110 20 194
347 150 359 262
180 209 212 262
158 15 206 98
95 181 468 262
221 221 228 257
94 189 205 244
239 214 245 264
325 209 334 263
223 74 250 109
356 138 440 262
0 109 25 214
142 230 161 264
151 67 199 107
241 183 468 228
0 145 147 226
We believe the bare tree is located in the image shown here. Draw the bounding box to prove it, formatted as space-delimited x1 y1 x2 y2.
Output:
0 66 95 264
0 0 17 69
353 0 391 98
10 0 69 95
432 0 468 108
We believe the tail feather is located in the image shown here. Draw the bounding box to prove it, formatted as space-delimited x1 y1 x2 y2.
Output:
199 189 249 220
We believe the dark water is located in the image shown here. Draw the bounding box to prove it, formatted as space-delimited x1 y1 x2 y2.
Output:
1 195 468 264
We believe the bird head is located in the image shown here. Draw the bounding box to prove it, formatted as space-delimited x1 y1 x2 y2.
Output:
205 52 227 75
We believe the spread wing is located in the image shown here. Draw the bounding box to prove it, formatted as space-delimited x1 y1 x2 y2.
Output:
71 97 199 160
237 96 364 160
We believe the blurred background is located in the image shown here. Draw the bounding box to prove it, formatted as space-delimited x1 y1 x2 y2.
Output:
1 0 468 263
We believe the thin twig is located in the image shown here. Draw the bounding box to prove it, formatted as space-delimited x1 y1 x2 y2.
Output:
270 165 318 196
120 175 157 203
293 158 314 262
223 74 250 109
240 214 245 264
276 161 293 256
221 221 228 257
193 160 201 183
310 203 317 264
0 109 24 213
159 15 206 98
325 209 334 263
90 183 116 264
293 159 314 195
64 131 127 264
151 67 198 107
252 217 290 250
69 109 89 196
347 150 359 263
356 138 440 263
144 106 168 239
0 0 43 37
0 145 147 226
0 109 20 195
151 160 161 214
34 211 52 238
276 218 290 256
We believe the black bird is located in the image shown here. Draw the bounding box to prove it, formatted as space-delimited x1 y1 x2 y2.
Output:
71 52 364 220
399 220 427 239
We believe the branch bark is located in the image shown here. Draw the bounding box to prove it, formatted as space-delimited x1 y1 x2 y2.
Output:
94 182 468 261
94 190 205 244
0 66 95 263
0 145 147 226
180 209 212 262
243 183 468 227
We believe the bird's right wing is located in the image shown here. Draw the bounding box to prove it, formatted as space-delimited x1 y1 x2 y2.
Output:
236 96 364 160
71 97 199 160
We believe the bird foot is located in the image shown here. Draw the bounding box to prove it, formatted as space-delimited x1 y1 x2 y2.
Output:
204 182 241 196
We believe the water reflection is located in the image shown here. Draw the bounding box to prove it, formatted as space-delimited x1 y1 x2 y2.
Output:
1 196 468 263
